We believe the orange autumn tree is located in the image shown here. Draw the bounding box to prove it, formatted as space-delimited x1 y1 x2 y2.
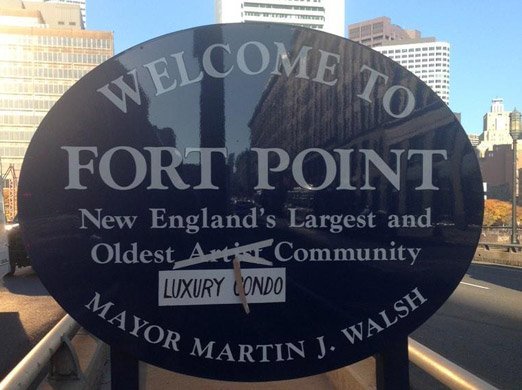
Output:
483 199 522 226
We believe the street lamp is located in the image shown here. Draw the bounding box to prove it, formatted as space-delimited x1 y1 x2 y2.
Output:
509 108 522 244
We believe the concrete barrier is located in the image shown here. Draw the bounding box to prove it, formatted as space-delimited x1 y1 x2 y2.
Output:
473 247 522 267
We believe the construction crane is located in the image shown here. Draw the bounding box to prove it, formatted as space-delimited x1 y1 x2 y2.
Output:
2 164 18 223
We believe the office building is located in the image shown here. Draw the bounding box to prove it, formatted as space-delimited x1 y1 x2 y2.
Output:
0 0 113 172
480 143 522 200
215 0 345 37
348 16 419 48
468 134 479 147
350 17 450 105
476 98 512 157
373 38 450 105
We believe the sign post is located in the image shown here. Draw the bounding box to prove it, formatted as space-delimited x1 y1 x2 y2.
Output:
18 23 483 385
376 337 409 389
110 347 139 390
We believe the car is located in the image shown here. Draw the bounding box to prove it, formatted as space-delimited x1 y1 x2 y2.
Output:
5 215 30 276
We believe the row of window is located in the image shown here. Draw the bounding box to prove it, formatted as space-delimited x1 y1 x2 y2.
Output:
395 60 449 69
372 22 384 33
0 113 44 126
349 27 394 39
426 85 449 91
0 80 72 95
381 46 449 54
56 21 78 26
0 47 111 65
429 84 448 89
360 25 371 35
402 61 449 67
412 69 450 75
35 51 108 64
394 59 449 65
242 18 323 29
388 53 449 59
244 12 325 20
389 52 449 58
391 56 449 62
0 49 110 65
0 130 35 142
36 35 112 50
0 145 29 158
416 75 450 81
0 34 112 50
292 23 324 30
244 2 324 12
0 97 57 111
395 58 449 64
0 65 92 80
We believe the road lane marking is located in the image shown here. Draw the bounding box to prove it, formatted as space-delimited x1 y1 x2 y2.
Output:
460 281 490 290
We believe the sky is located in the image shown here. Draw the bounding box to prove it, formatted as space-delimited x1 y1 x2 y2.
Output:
88 0 522 135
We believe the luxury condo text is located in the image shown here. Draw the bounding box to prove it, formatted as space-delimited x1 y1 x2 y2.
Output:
61 147 447 191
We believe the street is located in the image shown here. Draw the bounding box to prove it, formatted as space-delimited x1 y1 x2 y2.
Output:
411 263 522 389
1 263 520 389
0 267 64 379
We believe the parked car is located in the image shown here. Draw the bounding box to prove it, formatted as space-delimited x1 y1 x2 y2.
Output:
6 215 30 276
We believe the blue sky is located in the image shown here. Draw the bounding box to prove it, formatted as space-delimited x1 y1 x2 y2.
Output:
88 0 522 135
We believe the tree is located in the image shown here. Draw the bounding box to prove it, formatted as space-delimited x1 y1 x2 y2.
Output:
483 199 522 226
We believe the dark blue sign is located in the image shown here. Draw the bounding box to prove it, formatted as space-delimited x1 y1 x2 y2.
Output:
18 24 483 381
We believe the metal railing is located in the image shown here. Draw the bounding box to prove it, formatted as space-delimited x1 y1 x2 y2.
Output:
478 241 522 252
409 338 498 390
0 315 80 389
0 317 500 390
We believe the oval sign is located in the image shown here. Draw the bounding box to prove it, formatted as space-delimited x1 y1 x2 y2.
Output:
19 23 483 381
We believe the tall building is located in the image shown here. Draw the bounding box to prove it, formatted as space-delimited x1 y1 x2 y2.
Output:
348 16 420 48
479 144 522 200
44 0 86 28
468 134 479 147
349 17 450 105
0 0 113 172
476 98 513 157
373 38 450 105
215 0 345 37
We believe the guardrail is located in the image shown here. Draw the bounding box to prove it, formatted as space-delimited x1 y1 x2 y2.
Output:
0 314 108 390
478 241 522 252
0 315 499 389
408 338 498 390
0 315 80 389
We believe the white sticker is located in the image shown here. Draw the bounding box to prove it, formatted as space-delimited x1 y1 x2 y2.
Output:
158 268 286 306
